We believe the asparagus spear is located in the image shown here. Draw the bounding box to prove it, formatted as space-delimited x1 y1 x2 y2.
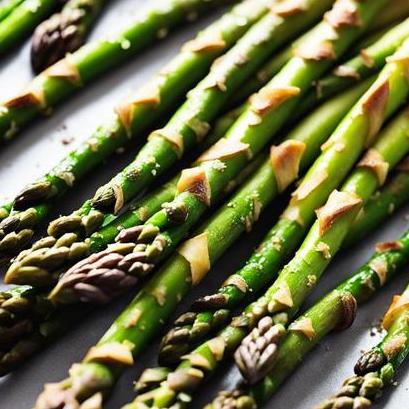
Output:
127 47 409 407
157 79 373 364
0 0 268 265
208 232 409 409
49 80 373 306
31 0 108 73
5 0 339 287
0 108 247 374
33 4 400 405
0 0 234 140
344 156 409 246
0 0 61 55
156 40 409 363
231 17 409 110
316 285 409 409
0 0 24 22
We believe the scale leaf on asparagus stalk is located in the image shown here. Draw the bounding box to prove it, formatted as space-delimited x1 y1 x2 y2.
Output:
36 0 393 301
125 42 409 408
0 0 269 265
30 1 396 406
157 79 373 364
0 0 235 140
5 0 338 287
208 230 409 409
31 0 109 73
0 108 258 375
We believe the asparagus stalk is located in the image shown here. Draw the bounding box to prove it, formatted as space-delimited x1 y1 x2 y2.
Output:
0 0 235 140
31 0 108 73
33 4 400 405
232 108 409 386
157 79 373 364
127 46 409 407
345 156 409 246
231 17 409 110
315 283 409 409
49 80 373 307
0 0 61 54
0 0 267 265
5 0 340 287
208 231 409 408
0 0 24 22
156 40 409 364
0 109 247 374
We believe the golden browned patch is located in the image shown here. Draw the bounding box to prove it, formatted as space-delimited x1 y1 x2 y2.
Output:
150 128 184 158
376 241 403 253
182 353 212 370
289 317 316 340
296 40 336 61
183 30 226 53
369 258 388 286
337 292 358 330
360 78 390 146
383 334 408 359
250 86 300 115
125 308 142 328
207 337 226 361
4 82 45 109
333 65 360 79
282 205 304 226
316 190 362 236
113 183 124 215
360 49 375 68
324 0 362 29
85 342 134 365
272 281 294 308
178 232 210 285
187 117 211 142
223 275 248 293
292 170 328 201
115 82 161 132
270 140 306 192
357 149 389 185
177 167 211 206
273 0 306 17
198 138 250 163
44 56 82 85
383 292 409 330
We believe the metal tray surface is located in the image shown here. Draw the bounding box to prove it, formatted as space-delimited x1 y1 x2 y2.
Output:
0 1 408 408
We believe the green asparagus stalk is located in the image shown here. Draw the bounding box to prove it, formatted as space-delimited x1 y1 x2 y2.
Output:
0 0 24 22
127 47 409 407
230 17 409 110
315 282 409 409
0 0 61 54
232 110 409 386
40 0 392 298
0 108 247 373
31 0 108 73
0 0 268 265
33 4 402 404
369 0 409 32
49 80 373 307
0 0 234 139
157 79 373 364
156 40 409 363
345 156 409 246
5 0 339 287
208 231 409 409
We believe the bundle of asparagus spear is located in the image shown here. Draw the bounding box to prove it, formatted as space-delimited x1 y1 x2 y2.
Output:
1 0 409 408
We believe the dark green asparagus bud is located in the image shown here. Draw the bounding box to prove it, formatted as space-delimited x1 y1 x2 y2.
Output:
205 390 256 409
31 0 107 73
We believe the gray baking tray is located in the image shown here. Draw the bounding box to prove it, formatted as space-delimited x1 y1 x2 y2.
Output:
0 1 408 407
